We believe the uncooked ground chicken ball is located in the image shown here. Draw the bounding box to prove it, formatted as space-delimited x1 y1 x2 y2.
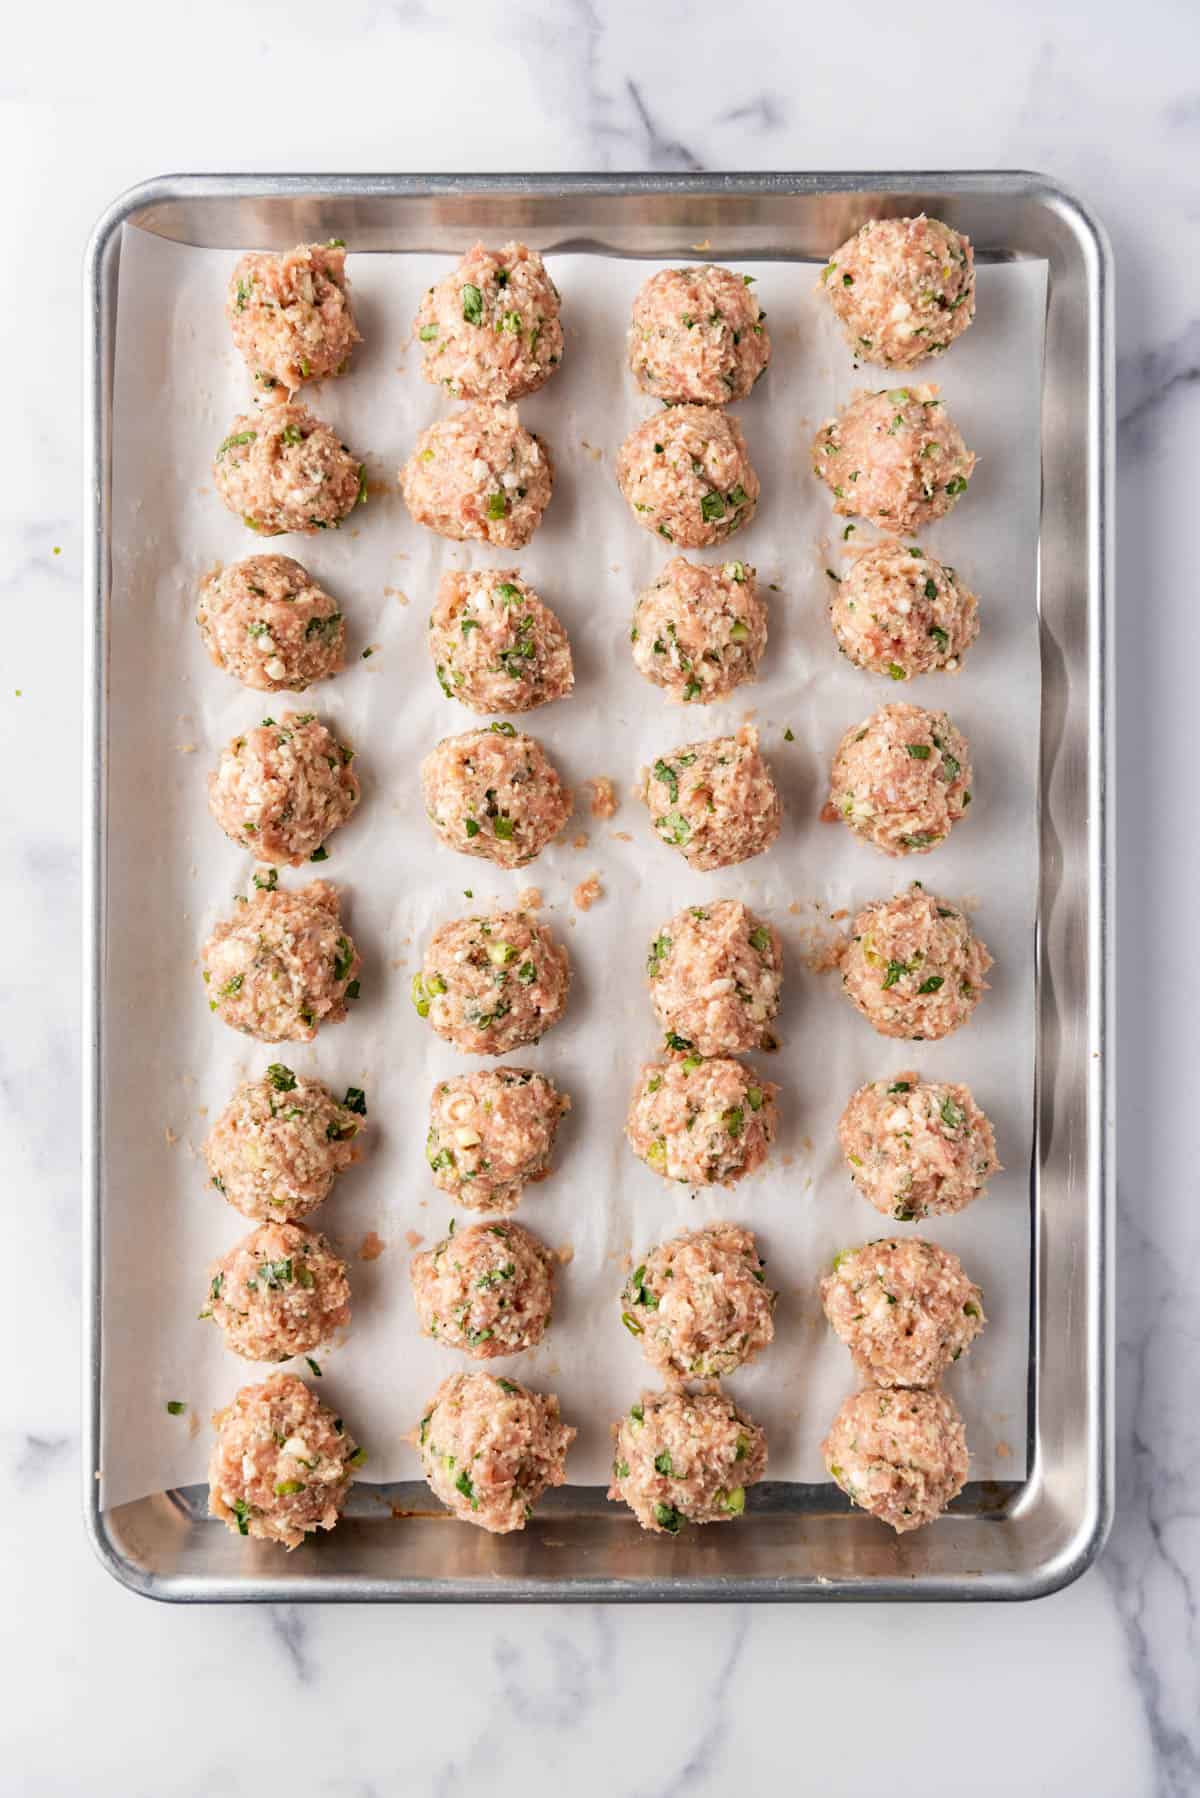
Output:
227 241 361 394
819 216 975 370
209 1372 361 1548
820 1237 984 1388
204 1221 351 1363
841 887 992 1041
413 241 563 400
822 1386 968 1533
400 403 552 549
622 1223 776 1380
429 568 573 714
197 555 346 693
203 880 360 1043
410 1220 555 1358
830 542 979 678
828 702 972 857
839 1073 1000 1220
631 556 767 703
205 1064 366 1222
811 385 975 535
628 264 770 404
626 1057 777 1188
609 1389 768 1534
208 711 359 865
413 910 570 1055
617 406 759 548
425 1067 570 1212
415 1370 574 1532
213 403 365 537
647 899 782 1056
420 727 572 869
641 725 780 871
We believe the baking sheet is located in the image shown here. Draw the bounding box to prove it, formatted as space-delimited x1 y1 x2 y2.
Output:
101 229 1045 1508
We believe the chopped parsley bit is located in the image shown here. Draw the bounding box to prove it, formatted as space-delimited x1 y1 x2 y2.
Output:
486 491 507 520
266 1063 297 1092
166 1401 186 1416
784 727 795 741
253 866 278 892
825 569 841 583
906 743 932 760
654 1450 675 1477
490 720 517 736
653 1503 682 1534
749 926 771 953
343 1086 368 1116
306 1357 323 1378
309 845 329 862
461 283 484 325
917 975 945 994
944 475 969 496
346 1446 367 1468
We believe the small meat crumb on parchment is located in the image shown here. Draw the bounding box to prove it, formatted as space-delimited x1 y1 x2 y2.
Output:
572 832 589 850
518 886 543 910
573 875 603 912
360 1232 387 1261
557 1243 575 1266
586 776 618 819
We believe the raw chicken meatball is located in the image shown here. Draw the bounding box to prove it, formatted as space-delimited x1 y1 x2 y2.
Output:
208 1372 361 1548
413 909 570 1056
622 1223 776 1379
820 1237 984 1388
838 1073 1000 1220
647 898 782 1057
227 241 361 394
203 880 361 1043
609 1389 767 1534
819 215 975 369
204 1221 351 1363
414 1370 574 1532
197 555 346 693
208 711 360 865
641 725 780 871
413 241 563 400
616 406 759 548
425 1067 570 1213
213 402 365 537
811 384 975 535
841 887 992 1041
420 727 572 869
400 403 552 548
828 702 972 857
626 1057 777 1188
410 1220 555 1358
628 264 770 404
631 556 767 703
830 542 979 678
205 1065 366 1222
822 1386 968 1533
429 568 573 714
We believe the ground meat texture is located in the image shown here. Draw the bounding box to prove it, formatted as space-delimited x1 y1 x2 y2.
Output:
819 216 975 370
829 702 972 857
641 725 780 871
227 242 361 394
820 1237 984 1388
208 1372 360 1549
205 1066 364 1223
425 1067 570 1212
830 542 979 679
428 568 573 715
213 403 365 537
617 406 759 548
631 556 767 704
197 555 346 693
401 403 552 549
208 711 359 865
811 385 975 535
647 899 782 1056
420 727 572 869
628 265 770 404
410 1220 554 1358
415 1370 574 1532
205 1221 351 1363
838 1074 1000 1219
622 1223 775 1379
626 1057 777 1188
822 1386 968 1533
413 241 563 401
608 1389 767 1534
842 888 992 1041
414 910 570 1056
203 880 361 1043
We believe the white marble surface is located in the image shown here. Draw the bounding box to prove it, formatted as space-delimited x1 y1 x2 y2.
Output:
2 0 1196 1791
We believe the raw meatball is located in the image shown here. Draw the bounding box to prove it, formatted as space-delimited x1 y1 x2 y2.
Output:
641 725 780 871
631 556 767 703
413 241 563 400
197 555 346 693
420 727 572 869
227 241 360 394
205 1065 366 1222
819 215 975 369
830 542 979 679
820 1237 984 1387
622 1223 776 1379
203 880 361 1043
811 385 975 535
204 1221 351 1363
616 406 759 548
400 403 552 549
208 1372 361 1548
429 568 573 714
410 1220 555 1358
413 909 570 1056
414 1370 574 1532
841 887 992 1041
213 403 365 537
628 264 770 404
838 1073 1000 1220
425 1067 570 1213
608 1389 767 1534
208 711 360 865
647 898 782 1056
822 1386 968 1533
626 1057 777 1188
828 702 972 857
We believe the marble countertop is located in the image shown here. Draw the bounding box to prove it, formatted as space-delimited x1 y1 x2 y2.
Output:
3 0 1196 1791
